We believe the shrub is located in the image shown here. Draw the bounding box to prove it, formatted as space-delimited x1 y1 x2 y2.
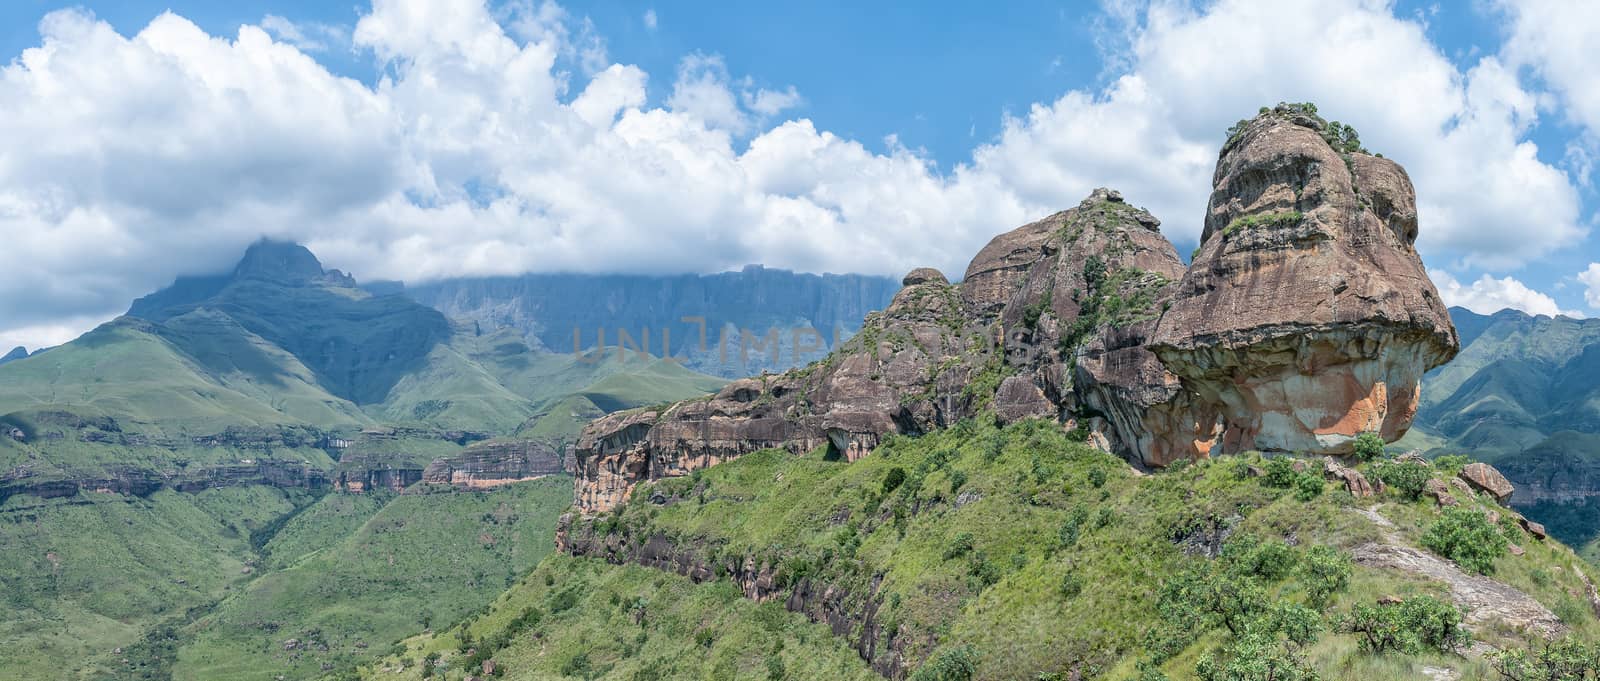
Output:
912 645 979 681
1088 467 1108 489
1262 458 1299 488
1352 432 1385 462
1422 507 1509 575
1058 505 1089 549
766 655 786 680
561 651 593 677
1299 545 1351 609
1293 473 1324 502
1373 460 1431 501
1347 595 1467 654
1060 570 1084 598
949 469 969 494
882 467 908 494
944 532 975 560
1432 454 1470 476
1489 637 1600 680
1195 627 1317 681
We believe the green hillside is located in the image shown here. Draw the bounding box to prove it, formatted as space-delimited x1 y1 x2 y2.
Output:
366 418 1599 680
1408 307 1600 551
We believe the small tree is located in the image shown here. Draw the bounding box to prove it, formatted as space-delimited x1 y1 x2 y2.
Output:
1300 545 1352 609
1347 595 1467 654
1373 461 1431 501
1352 432 1385 462
1422 507 1509 575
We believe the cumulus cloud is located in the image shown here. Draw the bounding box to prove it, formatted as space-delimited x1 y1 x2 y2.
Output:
0 0 1589 349
1430 269 1578 317
1579 263 1600 309
259 14 349 52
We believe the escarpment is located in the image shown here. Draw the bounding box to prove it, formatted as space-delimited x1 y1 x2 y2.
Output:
569 104 1459 514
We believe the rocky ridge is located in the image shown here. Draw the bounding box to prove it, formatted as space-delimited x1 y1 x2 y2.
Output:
570 104 1459 514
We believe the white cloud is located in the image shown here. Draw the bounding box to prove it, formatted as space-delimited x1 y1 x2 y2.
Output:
0 0 1591 350
259 14 348 52
1498 0 1600 138
1579 263 1600 309
1430 269 1578 317
643 9 657 30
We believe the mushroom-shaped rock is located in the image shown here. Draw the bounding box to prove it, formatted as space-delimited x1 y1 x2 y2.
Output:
901 267 948 287
1150 105 1458 456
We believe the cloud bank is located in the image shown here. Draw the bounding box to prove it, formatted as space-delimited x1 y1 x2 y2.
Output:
0 0 1592 347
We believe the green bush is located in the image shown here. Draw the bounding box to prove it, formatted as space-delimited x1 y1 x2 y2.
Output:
1293 473 1324 502
1088 467 1108 489
912 645 979 681
1373 460 1431 501
1060 570 1084 598
1422 507 1509 575
1262 458 1299 489
1432 455 1470 476
1489 637 1600 680
1299 545 1351 609
1352 432 1385 462
882 467 907 494
1347 595 1467 654
944 532 975 560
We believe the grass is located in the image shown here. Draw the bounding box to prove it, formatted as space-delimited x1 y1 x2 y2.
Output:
170 478 571 681
0 486 306 680
539 418 1600 681
1222 210 1304 237
357 554 878 681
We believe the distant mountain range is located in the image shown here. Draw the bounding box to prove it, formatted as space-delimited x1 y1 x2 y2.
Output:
1406 306 1600 549
402 265 900 378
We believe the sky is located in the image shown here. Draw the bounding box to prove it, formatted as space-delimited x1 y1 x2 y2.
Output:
1 0 1598 351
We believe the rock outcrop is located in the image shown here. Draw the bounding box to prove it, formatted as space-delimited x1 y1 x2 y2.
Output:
1459 462 1515 504
569 104 1460 514
1150 103 1457 455
422 439 562 489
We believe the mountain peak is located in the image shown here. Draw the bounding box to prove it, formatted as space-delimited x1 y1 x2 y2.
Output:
0 346 26 365
232 239 327 283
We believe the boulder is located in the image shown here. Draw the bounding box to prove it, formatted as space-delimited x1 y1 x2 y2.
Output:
1149 104 1458 456
1323 457 1374 498
1519 517 1547 541
1423 478 1458 507
1459 462 1514 505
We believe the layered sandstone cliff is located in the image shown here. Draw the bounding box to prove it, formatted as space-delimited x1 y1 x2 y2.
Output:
1149 104 1457 454
569 104 1459 514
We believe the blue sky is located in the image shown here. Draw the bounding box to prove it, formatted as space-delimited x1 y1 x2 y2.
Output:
1 0 1598 350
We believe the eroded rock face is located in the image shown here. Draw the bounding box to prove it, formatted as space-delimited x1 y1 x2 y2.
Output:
571 189 1199 511
1150 107 1457 455
571 273 999 513
422 439 562 489
570 105 1463 512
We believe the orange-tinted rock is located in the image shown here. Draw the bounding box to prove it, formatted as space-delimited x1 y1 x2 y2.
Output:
1460 462 1515 505
1150 106 1457 455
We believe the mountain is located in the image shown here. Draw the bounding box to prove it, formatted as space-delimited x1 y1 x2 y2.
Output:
1403 306 1600 548
0 240 726 681
0 346 25 365
358 104 1600 680
402 265 900 378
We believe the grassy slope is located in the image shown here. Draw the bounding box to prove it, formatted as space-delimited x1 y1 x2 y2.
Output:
372 329 726 439
387 419 1600 681
171 478 571 681
0 320 346 436
0 486 310 680
358 554 878 681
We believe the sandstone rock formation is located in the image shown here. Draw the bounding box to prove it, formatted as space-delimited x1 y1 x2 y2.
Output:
1150 103 1457 455
422 439 562 489
569 104 1460 514
1459 462 1515 504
